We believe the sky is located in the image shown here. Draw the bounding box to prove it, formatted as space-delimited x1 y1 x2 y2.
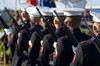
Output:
0 0 100 10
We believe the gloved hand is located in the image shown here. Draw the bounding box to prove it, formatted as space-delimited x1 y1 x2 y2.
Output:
4 27 12 35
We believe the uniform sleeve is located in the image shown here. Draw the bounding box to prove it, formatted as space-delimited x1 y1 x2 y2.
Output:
39 35 49 66
18 31 29 53
39 35 54 66
53 38 62 66
28 32 41 63
70 44 83 66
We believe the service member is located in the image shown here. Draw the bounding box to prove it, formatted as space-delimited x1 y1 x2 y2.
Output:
53 8 91 66
11 3 38 66
23 7 52 66
38 8 66 66
70 9 100 66
19 3 34 28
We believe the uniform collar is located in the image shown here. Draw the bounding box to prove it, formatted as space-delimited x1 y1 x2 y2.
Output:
71 28 81 33
56 27 64 33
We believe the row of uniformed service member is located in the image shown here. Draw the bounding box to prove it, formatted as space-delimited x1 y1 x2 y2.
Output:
4 3 100 66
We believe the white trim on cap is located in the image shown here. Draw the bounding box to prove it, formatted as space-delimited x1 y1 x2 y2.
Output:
41 12 53 16
29 13 40 17
62 8 84 16
64 12 82 16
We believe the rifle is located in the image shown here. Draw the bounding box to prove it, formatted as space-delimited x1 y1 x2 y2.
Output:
84 17 100 53
54 11 79 47
36 7 59 42
5 7 32 38
5 7 21 32
0 14 9 29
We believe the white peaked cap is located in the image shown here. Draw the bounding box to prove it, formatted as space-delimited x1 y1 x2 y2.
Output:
38 6 53 16
27 7 40 17
50 8 64 16
90 9 100 22
62 8 84 16
19 3 34 11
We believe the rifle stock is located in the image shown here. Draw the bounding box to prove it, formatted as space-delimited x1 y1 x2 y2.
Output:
54 11 79 47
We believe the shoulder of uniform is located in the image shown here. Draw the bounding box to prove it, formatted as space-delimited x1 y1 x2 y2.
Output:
81 38 92 45
21 30 25 32
46 34 51 37
60 35 68 40
44 34 52 38
80 38 93 49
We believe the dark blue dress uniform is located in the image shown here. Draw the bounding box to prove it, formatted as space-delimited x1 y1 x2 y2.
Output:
54 36 74 66
70 36 100 66
11 25 42 66
27 27 49 65
53 28 91 66
70 9 100 66
8 19 31 60
38 27 66 66
17 25 42 55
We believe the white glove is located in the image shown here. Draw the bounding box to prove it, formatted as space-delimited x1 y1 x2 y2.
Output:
4 27 12 35
29 40 31 46
18 32 20 37
28 40 32 48
40 40 43 45
53 42 57 48
72 46 77 53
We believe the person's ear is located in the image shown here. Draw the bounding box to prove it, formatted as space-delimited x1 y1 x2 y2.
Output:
67 20 70 26
93 25 97 31
54 20 57 24
21 13 24 17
